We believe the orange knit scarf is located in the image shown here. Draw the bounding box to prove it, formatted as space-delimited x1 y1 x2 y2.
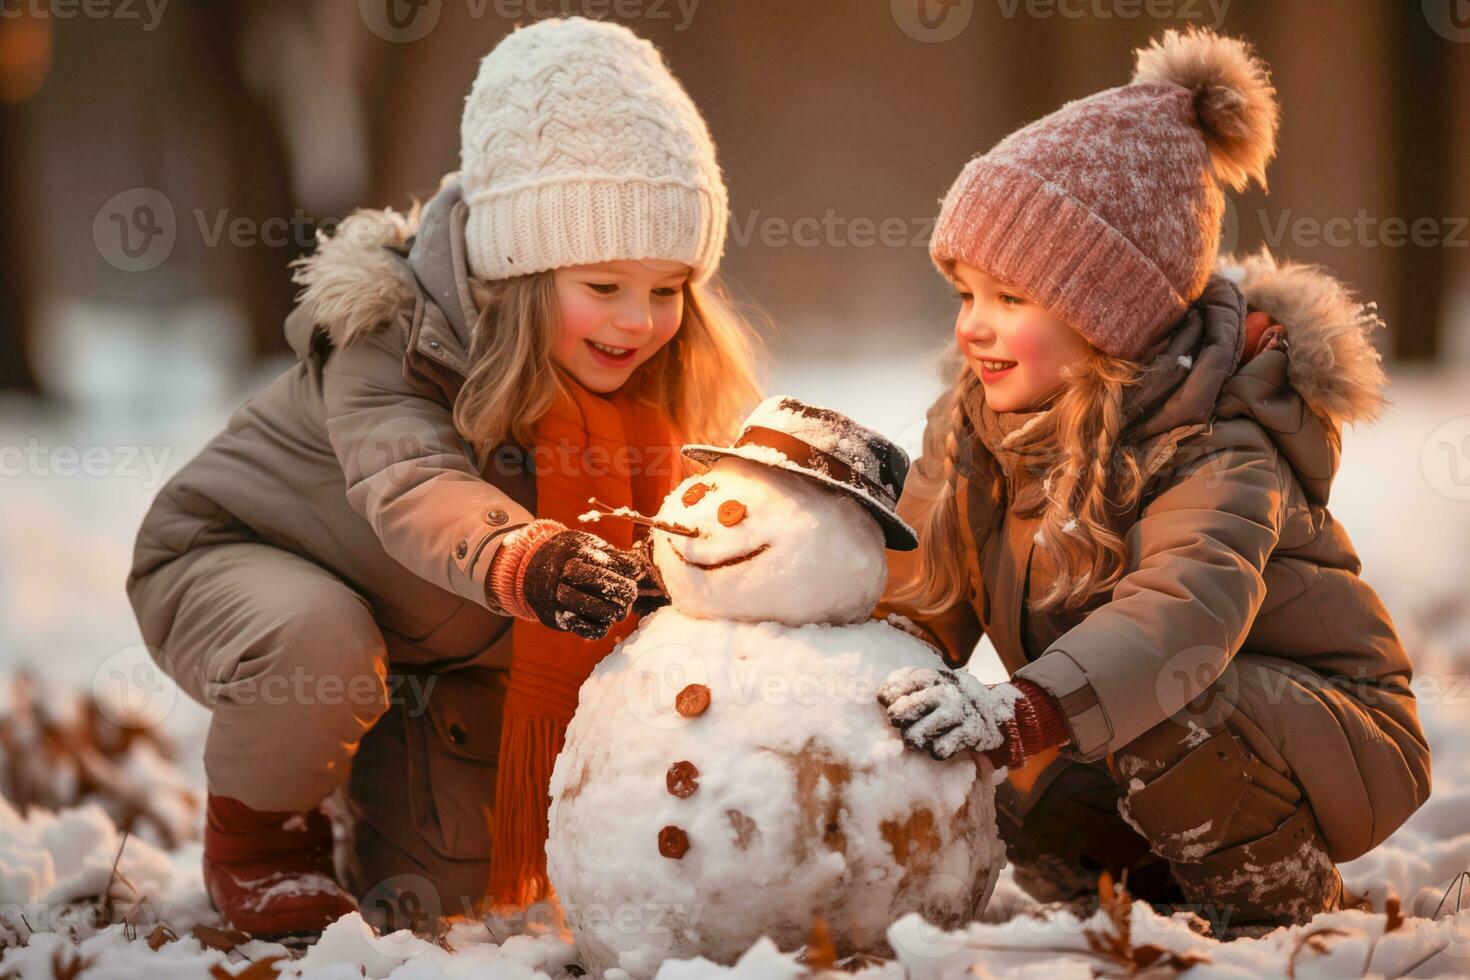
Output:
488 381 679 907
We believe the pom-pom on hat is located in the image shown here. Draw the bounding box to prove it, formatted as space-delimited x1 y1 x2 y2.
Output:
930 27 1280 361
459 17 729 284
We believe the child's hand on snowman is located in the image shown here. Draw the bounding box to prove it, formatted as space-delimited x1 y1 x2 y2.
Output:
878 668 1071 768
489 520 643 639
878 667 1018 760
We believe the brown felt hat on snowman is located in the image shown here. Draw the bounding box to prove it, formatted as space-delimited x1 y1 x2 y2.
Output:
651 396 918 628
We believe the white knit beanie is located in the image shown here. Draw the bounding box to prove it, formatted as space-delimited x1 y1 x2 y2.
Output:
459 17 728 284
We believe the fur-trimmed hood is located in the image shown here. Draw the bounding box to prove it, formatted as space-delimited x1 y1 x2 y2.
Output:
285 180 480 375
288 204 421 353
1222 248 1389 428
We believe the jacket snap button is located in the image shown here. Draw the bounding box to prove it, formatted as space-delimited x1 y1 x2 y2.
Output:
455 538 468 559
486 509 508 526
448 722 467 745
429 339 442 351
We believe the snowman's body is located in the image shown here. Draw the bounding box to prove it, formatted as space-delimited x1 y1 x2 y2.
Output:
547 450 1005 978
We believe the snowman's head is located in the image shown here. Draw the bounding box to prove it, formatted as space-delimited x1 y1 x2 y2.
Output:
651 456 887 626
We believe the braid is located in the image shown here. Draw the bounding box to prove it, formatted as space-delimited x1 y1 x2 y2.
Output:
889 348 1148 618
1033 351 1144 611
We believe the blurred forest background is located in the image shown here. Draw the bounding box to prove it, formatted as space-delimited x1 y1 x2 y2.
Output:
2 5 1470 951
2 0 1468 407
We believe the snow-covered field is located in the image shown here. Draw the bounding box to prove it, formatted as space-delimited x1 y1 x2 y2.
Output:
2 351 1468 978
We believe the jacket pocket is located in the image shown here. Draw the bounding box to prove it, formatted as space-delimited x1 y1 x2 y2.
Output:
404 666 507 860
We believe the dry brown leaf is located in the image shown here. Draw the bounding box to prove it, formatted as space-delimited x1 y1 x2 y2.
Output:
145 922 178 950
1384 894 1405 933
0 671 198 849
802 915 837 972
209 956 285 979
192 923 254 952
1286 926 1350 978
1098 870 1116 908
1076 871 1211 975
50 947 94 980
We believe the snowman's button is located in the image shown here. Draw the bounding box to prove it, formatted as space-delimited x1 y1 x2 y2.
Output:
682 482 711 506
666 760 700 797
675 684 711 718
658 826 690 859
717 500 746 527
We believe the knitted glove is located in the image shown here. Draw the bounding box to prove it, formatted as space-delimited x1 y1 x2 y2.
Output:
878 668 1068 766
488 520 642 639
630 536 670 617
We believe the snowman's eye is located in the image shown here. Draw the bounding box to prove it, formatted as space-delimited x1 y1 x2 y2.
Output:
682 482 713 506
718 500 747 527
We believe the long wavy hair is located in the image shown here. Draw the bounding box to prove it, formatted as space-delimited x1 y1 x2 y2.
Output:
453 273 765 457
887 346 1148 617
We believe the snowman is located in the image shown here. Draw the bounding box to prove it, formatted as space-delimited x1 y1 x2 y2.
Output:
546 397 1007 978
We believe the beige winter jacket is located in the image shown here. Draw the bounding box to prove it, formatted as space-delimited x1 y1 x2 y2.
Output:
892 252 1432 864
129 183 534 671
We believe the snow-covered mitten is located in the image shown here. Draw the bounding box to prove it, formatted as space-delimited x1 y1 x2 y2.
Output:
879 667 1016 760
202 794 357 937
489 520 642 639
878 669 1068 765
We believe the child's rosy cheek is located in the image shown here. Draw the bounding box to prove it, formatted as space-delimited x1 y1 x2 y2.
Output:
653 306 683 345
1004 320 1049 363
557 302 600 343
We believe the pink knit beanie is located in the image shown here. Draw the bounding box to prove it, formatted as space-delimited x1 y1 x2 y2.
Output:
931 28 1280 361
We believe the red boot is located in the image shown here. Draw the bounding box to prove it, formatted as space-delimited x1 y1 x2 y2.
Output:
203 794 359 937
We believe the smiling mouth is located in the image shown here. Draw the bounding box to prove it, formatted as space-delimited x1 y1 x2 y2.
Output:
586 339 639 366
671 543 771 570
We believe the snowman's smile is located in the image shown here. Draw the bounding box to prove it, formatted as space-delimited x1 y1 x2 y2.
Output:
671 542 771 571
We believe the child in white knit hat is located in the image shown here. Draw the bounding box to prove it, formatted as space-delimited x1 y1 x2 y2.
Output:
126 16 761 935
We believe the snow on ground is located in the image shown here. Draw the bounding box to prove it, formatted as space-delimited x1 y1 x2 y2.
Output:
2 353 1469 977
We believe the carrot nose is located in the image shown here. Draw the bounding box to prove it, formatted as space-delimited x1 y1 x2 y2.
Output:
718 500 747 527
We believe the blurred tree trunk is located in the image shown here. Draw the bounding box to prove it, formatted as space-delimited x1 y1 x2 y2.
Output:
1389 10 1451 362
186 1 298 359
0 100 38 392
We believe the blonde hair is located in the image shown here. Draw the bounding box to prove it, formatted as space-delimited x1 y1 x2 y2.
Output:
453 272 764 456
888 347 1147 617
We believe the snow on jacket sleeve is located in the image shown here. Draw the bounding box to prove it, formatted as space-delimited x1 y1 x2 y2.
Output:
322 321 534 612
1014 418 1288 762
